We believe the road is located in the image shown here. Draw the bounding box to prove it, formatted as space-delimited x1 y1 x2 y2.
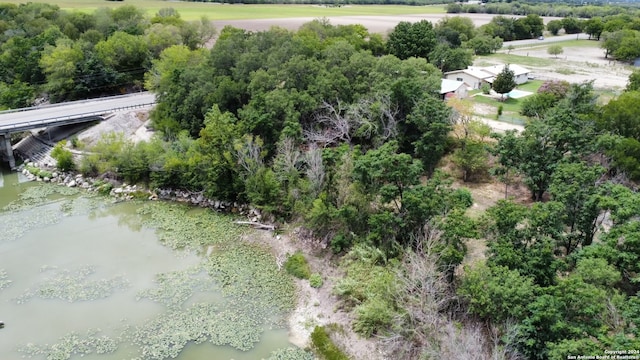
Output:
213 13 564 34
503 33 588 48
0 92 156 134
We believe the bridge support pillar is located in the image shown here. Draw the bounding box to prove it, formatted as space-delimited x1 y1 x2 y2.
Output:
0 134 15 170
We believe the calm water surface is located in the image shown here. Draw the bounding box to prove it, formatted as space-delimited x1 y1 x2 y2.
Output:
0 168 292 360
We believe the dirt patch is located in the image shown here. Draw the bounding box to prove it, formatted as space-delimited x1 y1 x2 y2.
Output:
504 45 631 90
242 227 385 360
76 110 154 147
214 14 560 35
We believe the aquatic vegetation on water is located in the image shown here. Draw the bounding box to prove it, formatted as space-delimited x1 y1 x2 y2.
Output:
136 264 218 309
131 303 264 358
267 347 315 360
0 269 12 291
8 199 298 359
17 329 118 360
3 184 80 212
137 203 243 251
15 265 130 304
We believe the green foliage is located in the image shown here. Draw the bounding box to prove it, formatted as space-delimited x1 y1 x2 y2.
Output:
520 92 557 118
480 83 491 95
599 90 640 140
353 297 394 337
547 44 564 58
627 69 640 92
458 264 538 323
51 140 75 171
547 20 563 35
284 252 311 280
310 326 349 360
387 20 437 60
492 65 516 97
267 347 314 360
309 273 323 288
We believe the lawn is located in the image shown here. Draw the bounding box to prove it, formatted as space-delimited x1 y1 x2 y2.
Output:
1 1 445 20
479 53 556 68
469 80 542 123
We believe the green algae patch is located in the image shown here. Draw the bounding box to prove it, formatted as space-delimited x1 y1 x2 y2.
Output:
17 329 118 359
15 265 130 304
137 202 244 251
3 183 80 212
128 201 297 358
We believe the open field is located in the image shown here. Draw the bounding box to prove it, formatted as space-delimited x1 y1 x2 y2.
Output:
0 1 445 20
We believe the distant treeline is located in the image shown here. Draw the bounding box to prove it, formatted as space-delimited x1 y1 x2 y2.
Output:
184 0 454 4
448 1 640 18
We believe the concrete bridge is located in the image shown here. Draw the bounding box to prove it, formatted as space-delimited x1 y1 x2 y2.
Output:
0 92 156 169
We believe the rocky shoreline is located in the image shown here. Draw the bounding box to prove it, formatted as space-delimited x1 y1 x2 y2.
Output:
19 162 264 222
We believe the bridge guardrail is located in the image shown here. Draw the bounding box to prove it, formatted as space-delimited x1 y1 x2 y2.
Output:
0 92 154 115
0 102 155 133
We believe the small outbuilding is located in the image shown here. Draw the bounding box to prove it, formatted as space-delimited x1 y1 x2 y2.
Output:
440 79 467 99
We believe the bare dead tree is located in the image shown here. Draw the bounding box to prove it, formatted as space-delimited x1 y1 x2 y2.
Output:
274 136 302 177
234 134 264 179
382 227 452 359
305 143 325 197
304 100 353 146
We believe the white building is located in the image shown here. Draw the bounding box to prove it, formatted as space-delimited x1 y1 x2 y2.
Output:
440 79 468 99
443 64 531 89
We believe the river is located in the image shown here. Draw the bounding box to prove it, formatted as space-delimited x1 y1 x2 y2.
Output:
0 168 298 360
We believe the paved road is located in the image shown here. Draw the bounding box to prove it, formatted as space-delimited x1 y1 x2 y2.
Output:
503 33 587 48
0 92 156 134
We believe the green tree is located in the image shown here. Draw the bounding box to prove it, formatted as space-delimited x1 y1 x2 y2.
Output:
599 90 640 139
492 65 516 99
0 80 34 109
458 264 538 323
405 96 452 174
95 31 149 75
561 17 583 34
434 16 475 47
39 38 84 102
464 34 502 55
546 20 563 36
428 44 473 72
549 162 604 253
547 44 563 58
387 20 437 60
583 17 604 40
626 69 640 92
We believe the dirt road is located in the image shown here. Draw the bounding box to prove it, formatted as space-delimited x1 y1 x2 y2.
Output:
213 13 563 34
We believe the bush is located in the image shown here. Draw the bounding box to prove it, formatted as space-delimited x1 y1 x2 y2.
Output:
309 273 323 288
310 326 349 360
497 104 503 119
51 140 75 172
284 252 311 279
353 297 395 337
481 83 491 95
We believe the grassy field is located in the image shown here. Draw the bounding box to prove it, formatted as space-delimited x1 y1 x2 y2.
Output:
478 53 556 68
470 80 543 122
0 1 445 20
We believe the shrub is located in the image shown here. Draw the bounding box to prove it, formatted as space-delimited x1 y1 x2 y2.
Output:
51 140 75 172
309 273 323 288
481 83 491 95
310 326 349 360
284 252 311 279
353 297 395 337
497 104 503 119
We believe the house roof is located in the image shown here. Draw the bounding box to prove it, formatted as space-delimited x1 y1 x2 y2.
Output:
440 79 465 94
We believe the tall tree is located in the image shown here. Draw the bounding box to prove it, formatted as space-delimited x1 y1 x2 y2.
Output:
387 20 437 60
492 65 516 99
